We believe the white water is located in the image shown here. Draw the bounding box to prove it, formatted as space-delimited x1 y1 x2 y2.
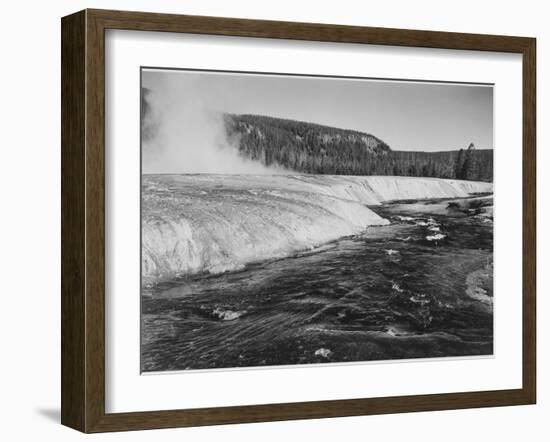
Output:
142 175 492 284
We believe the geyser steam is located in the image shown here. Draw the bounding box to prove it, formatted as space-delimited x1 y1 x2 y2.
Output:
142 72 276 174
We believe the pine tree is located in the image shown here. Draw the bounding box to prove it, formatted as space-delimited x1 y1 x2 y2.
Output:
454 149 465 179
461 142 477 180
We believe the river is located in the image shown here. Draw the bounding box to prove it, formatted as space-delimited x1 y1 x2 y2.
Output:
141 192 493 372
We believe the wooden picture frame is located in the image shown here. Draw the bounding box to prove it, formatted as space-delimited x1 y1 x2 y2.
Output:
61 8 536 433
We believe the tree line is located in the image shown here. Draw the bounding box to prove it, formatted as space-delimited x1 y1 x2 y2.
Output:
224 114 493 181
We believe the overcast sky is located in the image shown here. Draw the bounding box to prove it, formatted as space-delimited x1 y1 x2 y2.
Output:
142 68 493 152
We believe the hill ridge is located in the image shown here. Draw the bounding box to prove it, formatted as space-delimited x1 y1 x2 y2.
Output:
224 113 492 181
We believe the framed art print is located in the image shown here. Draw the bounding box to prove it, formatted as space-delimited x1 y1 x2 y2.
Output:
61 9 536 432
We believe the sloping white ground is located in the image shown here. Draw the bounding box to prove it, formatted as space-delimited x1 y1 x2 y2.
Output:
290 175 492 205
142 175 493 284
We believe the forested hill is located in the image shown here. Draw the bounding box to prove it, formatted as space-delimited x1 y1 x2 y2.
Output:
224 114 493 182
224 114 391 176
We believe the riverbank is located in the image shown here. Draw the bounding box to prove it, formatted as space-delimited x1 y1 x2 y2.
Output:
142 175 493 285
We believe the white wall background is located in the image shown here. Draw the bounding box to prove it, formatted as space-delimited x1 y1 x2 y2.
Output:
0 0 546 440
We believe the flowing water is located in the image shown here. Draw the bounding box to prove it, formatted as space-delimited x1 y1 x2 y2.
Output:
141 175 493 372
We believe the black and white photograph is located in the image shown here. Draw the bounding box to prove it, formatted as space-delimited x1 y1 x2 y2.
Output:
140 68 494 373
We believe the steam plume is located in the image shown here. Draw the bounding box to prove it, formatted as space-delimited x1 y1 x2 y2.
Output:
142 73 276 174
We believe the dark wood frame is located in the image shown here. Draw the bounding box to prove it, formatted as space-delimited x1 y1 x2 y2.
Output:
61 8 536 433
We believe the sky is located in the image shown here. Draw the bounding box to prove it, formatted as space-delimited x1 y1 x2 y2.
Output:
142 68 493 153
